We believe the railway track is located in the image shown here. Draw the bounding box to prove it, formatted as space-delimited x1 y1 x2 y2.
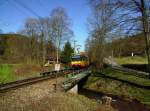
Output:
111 66 149 78
98 74 150 90
0 68 89 93
103 57 149 78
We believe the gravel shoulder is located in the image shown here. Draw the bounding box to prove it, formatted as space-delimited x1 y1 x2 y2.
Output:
0 77 65 111
0 77 101 111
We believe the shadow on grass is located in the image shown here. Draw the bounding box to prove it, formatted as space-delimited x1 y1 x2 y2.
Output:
122 64 148 72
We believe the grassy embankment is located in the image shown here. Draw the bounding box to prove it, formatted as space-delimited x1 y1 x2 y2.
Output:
0 91 116 111
0 62 68 84
84 56 150 106
101 68 150 86
0 64 42 84
114 56 148 65
84 75 150 105
29 93 100 111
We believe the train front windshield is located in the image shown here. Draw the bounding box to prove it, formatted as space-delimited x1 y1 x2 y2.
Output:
71 55 81 61
71 57 81 61
71 55 88 61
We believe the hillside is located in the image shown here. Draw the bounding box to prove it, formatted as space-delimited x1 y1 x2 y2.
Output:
0 34 32 63
0 34 55 64
111 33 146 57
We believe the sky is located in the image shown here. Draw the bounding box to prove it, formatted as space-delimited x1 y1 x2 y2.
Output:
0 0 91 51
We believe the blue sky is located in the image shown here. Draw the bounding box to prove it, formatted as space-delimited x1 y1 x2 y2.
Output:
0 0 90 51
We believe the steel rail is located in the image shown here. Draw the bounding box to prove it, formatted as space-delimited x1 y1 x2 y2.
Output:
0 68 89 93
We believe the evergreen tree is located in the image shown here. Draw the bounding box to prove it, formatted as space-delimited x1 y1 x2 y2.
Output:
61 41 74 64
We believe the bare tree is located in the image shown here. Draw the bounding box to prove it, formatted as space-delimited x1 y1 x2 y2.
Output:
18 7 73 69
86 0 150 74
109 0 150 76
49 7 73 64
21 18 50 65
38 18 49 67
86 0 116 69
23 18 39 63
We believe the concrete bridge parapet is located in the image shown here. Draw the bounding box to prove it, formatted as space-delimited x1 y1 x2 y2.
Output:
61 71 91 94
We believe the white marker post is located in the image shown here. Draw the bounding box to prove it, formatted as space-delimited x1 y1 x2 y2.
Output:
132 52 134 57
54 63 60 92
55 64 60 71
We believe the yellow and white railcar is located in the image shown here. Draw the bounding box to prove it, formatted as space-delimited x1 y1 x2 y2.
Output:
70 54 89 68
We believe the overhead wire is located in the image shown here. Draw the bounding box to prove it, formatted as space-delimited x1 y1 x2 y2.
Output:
1 0 49 32
13 0 41 19
8 0 30 17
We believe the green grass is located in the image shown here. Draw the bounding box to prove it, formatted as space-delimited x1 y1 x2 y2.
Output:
114 56 148 65
84 76 150 106
0 64 16 84
0 64 43 84
85 68 150 106
100 68 150 86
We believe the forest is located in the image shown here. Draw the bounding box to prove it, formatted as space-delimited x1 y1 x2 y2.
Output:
0 32 147 64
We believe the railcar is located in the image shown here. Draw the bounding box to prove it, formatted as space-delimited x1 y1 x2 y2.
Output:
70 54 89 68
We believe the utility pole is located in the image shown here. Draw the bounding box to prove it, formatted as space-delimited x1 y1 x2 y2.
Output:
55 38 61 92
73 40 77 54
56 46 59 64
141 0 150 78
76 45 81 54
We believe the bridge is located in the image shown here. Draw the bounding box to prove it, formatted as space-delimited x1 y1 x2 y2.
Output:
60 70 91 93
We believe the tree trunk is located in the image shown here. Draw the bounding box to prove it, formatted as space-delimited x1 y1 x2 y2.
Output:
141 0 150 78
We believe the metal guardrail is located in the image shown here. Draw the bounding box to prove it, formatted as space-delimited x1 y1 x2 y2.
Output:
61 70 91 91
